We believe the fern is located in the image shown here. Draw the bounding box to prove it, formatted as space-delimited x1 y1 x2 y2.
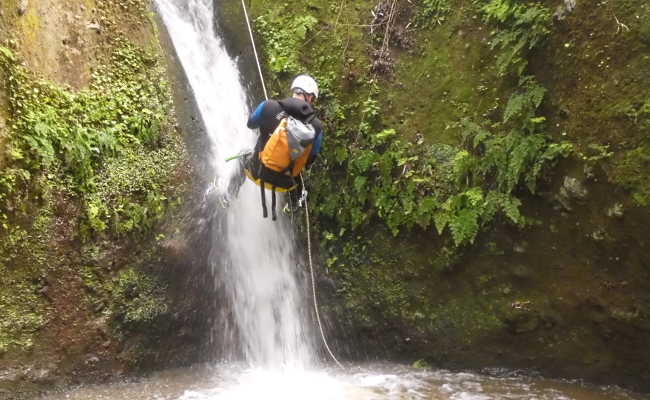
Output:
418 0 452 26
484 190 522 224
435 188 485 246
503 76 546 125
0 46 15 62
464 125 567 194
255 14 318 75
482 0 552 75
526 141 573 193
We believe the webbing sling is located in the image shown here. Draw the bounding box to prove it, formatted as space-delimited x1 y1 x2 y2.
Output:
260 179 268 218
271 186 277 221
258 181 278 220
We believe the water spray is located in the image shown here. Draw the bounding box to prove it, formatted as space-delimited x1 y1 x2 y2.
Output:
241 0 345 370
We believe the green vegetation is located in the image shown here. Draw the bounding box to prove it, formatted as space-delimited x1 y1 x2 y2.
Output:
251 0 568 246
0 33 185 356
254 11 318 76
441 76 572 245
0 226 48 352
417 0 452 27
247 0 596 367
110 267 168 331
480 0 552 76
0 274 46 351
611 145 650 206
0 171 54 353
0 39 184 237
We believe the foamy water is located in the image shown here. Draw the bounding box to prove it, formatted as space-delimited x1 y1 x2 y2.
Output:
43 363 647 400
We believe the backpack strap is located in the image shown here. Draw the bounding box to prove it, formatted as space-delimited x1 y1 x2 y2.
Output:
305 113 317 124
271 186 277 221
283 161 295 177
260 179 268 218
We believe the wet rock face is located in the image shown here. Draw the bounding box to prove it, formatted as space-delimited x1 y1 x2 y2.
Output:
17 0 28 16
0 0 214 395
0 362 57 395
557 176 588 211
606 203 624 218
556 0 577 17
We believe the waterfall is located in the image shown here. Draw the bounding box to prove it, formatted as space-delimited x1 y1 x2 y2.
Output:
155 0 314 368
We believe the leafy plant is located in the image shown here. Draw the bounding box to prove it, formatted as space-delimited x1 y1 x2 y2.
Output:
110 268 168 329
0 39 182 237
310 73 570 246
503 75 546 126
481 0 552 76
251 1 568 247
461 119 571 194
434 188 484 245
255 13 318 75
417 0 452 27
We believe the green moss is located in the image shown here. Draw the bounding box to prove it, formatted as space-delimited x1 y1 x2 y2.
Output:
110 267 168 331
324 227 511 348
0 275 46 352
382 4 499 144
425 297 505 345
0 38 184 237
0 172 59 352
16 8 41 48
0 223 49 353
609 93 650 131
611 145 650 206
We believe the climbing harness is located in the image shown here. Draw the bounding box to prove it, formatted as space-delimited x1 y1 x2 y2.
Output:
298 186 308 209
241 0 344 370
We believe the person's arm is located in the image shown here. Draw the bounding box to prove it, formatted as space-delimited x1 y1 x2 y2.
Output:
247 101 267 129
307 130 323 167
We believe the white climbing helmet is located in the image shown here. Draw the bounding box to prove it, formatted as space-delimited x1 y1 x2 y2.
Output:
290 74 319 99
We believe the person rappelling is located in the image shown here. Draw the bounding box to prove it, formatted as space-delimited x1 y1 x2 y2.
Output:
242 74 324 220
236 1 343 368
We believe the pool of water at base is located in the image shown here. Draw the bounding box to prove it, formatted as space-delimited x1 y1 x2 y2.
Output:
40 362 648 400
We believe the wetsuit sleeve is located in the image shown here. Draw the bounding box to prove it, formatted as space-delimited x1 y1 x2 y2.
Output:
307 130 324 167
247 101 267 129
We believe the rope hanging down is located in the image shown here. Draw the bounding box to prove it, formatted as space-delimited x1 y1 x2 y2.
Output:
300 175 344 370
240 0 344 370
241 0 268 101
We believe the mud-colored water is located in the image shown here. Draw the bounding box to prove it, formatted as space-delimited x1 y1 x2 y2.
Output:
41 363 648 400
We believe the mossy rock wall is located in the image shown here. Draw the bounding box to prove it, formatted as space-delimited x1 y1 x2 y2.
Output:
0 0 215 397
2 0 649 395
234 0 650 391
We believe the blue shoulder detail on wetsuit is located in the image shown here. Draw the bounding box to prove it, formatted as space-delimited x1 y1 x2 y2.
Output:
247 101 267 129
310 132 323 158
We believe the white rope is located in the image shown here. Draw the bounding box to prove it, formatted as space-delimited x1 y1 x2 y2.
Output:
301 174 344 370
240 1 344 370
241 0 269 101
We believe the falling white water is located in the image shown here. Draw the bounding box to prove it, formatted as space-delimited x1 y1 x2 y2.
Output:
155 0 313 369
155 0 251 191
